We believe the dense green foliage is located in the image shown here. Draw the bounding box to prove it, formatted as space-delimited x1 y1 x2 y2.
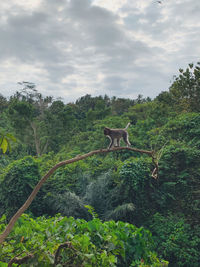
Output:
148 213 200 267
0 213 167 266
1 63 200 266
0 157 43 219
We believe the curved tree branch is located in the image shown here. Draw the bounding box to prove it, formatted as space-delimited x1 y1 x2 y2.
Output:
0 146 157 244
8 253 34 266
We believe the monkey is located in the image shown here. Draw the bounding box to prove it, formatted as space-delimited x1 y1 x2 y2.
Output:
104 123 131 149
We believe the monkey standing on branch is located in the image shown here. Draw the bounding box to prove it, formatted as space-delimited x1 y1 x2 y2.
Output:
104 123 131 149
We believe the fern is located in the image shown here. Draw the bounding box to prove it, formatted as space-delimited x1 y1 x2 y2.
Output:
84 205 99 219
105 203 135 221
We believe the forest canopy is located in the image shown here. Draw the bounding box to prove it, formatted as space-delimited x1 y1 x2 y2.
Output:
0 63 200 266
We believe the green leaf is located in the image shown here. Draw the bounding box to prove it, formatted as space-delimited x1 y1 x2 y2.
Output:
0 137 8 153
0 262 8 267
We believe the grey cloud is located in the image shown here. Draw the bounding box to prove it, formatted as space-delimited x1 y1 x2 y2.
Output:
101 61 171 99
0 0 155 83
0 0 200 102
103 75 127 93
0 11 63 61
66 0 124 48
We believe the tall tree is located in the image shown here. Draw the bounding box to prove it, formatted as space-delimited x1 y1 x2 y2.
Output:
8 82 52 156
169 62 200 112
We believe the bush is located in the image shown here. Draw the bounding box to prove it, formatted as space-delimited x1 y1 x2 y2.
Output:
0 214 167 266
0 156 43 219
148 213 200 267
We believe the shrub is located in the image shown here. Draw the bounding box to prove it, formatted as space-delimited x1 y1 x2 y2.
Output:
0 214 167 266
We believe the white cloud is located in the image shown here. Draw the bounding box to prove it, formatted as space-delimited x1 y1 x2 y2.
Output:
92 0 127 12
0 0 200 102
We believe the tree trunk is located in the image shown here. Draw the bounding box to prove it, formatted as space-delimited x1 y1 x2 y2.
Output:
30 121 41 156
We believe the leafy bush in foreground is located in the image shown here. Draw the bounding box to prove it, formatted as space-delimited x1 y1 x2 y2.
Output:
0 214 167 266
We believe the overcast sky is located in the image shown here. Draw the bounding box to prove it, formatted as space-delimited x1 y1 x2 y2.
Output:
0 0 200 103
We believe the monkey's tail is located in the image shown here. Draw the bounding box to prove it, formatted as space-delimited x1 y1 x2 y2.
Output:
125 122 131 129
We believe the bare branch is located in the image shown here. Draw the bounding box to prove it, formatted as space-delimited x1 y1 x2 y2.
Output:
151 154 159 179
8 253 34 266
0 146 157 244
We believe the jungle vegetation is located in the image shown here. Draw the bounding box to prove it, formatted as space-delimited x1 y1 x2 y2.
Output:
0 63 200 266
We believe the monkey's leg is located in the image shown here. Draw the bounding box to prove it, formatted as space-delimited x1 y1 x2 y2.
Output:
116 138 120 147
108 136 114 149
123 134 131 147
